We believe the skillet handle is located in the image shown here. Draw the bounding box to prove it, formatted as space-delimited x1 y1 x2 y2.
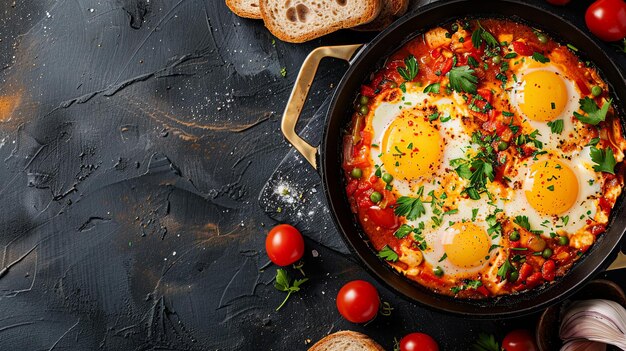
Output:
281 44 363 170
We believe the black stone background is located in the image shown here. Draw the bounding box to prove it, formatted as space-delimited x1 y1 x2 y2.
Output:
0 0 623 350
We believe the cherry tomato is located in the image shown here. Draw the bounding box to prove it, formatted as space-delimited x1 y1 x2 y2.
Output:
502 329 538 351
336 280 380 323
585 0 626 42
399 333 439 351
265 224 305 266
546 0 571 5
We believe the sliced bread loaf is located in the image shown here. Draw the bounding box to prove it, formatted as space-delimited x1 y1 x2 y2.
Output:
226 0 262 19
354 0 409 31
260 0 382 43
309 331 386 351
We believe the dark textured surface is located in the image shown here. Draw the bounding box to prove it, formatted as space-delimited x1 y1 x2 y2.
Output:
0 0 623 350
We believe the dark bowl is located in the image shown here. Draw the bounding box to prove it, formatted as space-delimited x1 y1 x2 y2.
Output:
321 0 626 318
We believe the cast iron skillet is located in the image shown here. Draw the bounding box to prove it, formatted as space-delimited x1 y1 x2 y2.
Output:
280 0 626 318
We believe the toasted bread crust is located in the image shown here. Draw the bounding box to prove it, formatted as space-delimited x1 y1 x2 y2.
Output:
308 331 386 351
354 0 408 32
226 0 262 19
260 0 382 43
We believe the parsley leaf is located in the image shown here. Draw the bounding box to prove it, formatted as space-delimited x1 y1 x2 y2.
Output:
423 82 440 94
531 52 550 63
471 21 499 49
274 269 308 311
394 224 413 239
397 55 419 82
590 146 616 174
547 119 564 134
451 158 473 179
514 215 531 230
472 333 501 351
394 196 426 220
449 66 478 94
574 97 613 125
378 245 399 262
497 259 513 281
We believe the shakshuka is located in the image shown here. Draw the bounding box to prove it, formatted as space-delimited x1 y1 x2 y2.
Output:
342 19 626 298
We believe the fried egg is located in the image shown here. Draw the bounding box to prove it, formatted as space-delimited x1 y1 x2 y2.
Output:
504 149 602 237
367 85 471 197
507 60 582 150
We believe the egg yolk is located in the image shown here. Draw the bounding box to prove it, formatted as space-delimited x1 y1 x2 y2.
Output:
381 116 443 180
519 70 568 122
443 222 490 268
525 159 579 215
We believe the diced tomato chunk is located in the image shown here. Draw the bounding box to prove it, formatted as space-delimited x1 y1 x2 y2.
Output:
525 272 544 289
576 79 591 96
591 224 606 236
512 41 533 56
518 262 533 282
346 179 359 196
440 58 453 76
541 260 556 281
366 206 398 229
360 85 376 98
477 88 493 103
476 285 490 297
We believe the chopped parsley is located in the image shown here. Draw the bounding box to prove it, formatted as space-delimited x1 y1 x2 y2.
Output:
397 55 419 82
378 245 399 262
423 82 440 94
438 253 448 262
472 208 479 221
471 21 499 49
394 195 426 220
574 97 613 125
394 224 413 239
497 259 513 281
514 215 531 230
504 53 518 59
531 52 550 63
547 119 564 134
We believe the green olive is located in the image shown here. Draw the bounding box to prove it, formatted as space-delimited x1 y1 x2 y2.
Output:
509 270 519 282
591 85 602 97
509 230 520 242
351 168 363 179
497 141 509 151
359 105 369 115
359 95 370 105
558 236 569 246
537 34 548 44
433 266 444 277
370 191 382 203
382 173 393 184
492 55 502 64
542 248 553 259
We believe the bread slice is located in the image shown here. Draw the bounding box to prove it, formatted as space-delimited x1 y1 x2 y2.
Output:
226 0 262 19
309 331 386 351
354 0 409 32
260 0 382 43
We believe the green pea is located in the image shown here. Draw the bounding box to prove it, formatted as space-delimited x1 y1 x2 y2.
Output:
359 105 369 115
492 55 502 64
542 248 553 259
433 266 444 277
351 168 362 179
509 270 519 282
510 230 520 242
451 23 459 33
388 82 398 89
359 95 370 105
537 34 548 44
497 141 509 151
382 173 393 184
558 236 569 246
591 85 602 97
370 191 382 203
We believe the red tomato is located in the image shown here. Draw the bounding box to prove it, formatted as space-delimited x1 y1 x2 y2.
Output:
265 224 305 266
541 259 556 281
366 206 398 229
502 329 538 351
585 0 626 42
336 280 380 323
512 41 534 56
546 0 571 5
399 333 439 351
